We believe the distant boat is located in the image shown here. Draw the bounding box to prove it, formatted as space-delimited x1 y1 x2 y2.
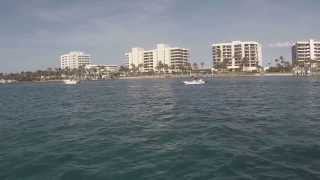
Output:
0 79 17 84
63 79 80 85
183 79 206 85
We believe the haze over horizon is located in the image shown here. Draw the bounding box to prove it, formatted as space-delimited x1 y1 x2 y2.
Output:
1 0 319 72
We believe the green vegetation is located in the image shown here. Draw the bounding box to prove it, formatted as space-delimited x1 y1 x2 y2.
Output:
0 66 120 82
266 56 292 73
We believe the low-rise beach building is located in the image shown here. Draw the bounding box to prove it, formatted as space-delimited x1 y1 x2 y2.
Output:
85 64 119 79
85 64 119 72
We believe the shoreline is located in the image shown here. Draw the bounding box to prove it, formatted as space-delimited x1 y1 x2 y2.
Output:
119 73 294 80
0 73 307 83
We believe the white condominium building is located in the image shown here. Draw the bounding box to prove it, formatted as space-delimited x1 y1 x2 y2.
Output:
126 44 189 72
170 48 189 70
292 39 320 64
126 47 144 71
60 51 91 69
212 41 262 72
143 50 154 72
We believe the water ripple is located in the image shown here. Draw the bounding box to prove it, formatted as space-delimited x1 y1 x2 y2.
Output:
1 77 320 179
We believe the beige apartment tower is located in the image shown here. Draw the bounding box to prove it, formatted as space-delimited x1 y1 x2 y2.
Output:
126 44 189 72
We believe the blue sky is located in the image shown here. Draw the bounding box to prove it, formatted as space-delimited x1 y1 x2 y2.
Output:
0 0 319 72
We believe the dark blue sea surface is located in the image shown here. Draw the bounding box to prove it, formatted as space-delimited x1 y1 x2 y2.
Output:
1 77 320 180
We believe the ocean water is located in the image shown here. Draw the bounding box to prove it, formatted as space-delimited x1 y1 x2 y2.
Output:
1 77 320 180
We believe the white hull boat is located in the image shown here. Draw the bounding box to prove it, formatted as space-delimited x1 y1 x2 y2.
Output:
0 79 17 84
183 79 206 85
63 80 80 85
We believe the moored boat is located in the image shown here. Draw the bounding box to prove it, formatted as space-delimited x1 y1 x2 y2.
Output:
63 79 80 85
0 79 17 84
183 79 206 85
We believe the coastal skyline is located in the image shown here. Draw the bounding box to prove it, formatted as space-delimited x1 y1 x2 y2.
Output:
1 0 319 72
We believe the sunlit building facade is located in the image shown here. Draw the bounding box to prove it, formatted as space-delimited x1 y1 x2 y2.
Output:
292 39 320 64
60 51 91 69
126 44 189 72
212 41 262 72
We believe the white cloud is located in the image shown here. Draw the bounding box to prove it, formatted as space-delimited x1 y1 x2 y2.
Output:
268 41 294 48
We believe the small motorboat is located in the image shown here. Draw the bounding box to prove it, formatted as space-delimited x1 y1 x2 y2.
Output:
0 79 17 84
63 79 80 85
183 79 206 85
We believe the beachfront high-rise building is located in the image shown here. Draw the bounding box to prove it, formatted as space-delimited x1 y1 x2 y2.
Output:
143 50 154 72
126 48 144 71
212 41 262 72
292 39 320 64
60 51 91 69
126 44 189 72
170 48 189 70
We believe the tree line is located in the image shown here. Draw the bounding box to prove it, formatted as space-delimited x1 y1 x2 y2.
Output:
0 67 121 81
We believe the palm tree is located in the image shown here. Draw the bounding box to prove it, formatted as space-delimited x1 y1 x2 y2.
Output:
156 61 164 73
200 62 205 69
163 64 169 74
54 68 62 79
119 66 129 76
170 64 176 73
279 56 285 64
138 64 144 74
192 62 198 70
315 59 320 72
63 67 71 78
308 58 318 74
130 63 135 71
186 63 192 74
221 59 230 72
78 66 86 80
175 64 182 74
274 58 280 68
130 64 139 75
233 54 241 71
213 61 222 71
216 49 223 71
240 57 249 72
